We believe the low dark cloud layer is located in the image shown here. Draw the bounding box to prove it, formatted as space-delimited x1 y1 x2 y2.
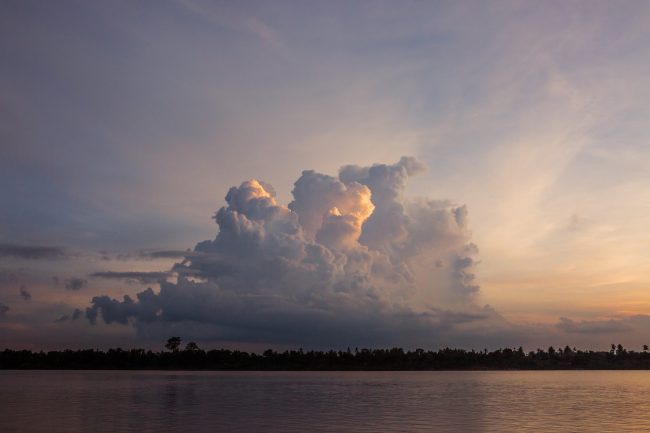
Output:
100 249 189 261
0 303 9 316
90 271 170 284
557 317 635 334
0 243 66 260
85 157 515 347
139 250 189 260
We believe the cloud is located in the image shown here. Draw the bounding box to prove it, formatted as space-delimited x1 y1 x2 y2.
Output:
176 0 286 50
140 250 189 259
100 249 190 261
55 308 84 323
0 243 66 260
19 286 31 301
85 157 509 347
90 271 170 284
556 317 634 334
64 278 87 291
86 287 160 325
0 303 9 316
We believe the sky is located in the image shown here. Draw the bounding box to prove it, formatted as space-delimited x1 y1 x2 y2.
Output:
2 0 650 351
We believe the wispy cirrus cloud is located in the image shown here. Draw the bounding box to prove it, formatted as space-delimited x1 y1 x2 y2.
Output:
174 0 286 50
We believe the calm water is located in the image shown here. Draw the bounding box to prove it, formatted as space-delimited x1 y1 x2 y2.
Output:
2 370 650 432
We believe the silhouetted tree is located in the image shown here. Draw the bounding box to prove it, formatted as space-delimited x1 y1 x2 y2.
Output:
185 341 200 352
644 345 648 352
165 336 182 352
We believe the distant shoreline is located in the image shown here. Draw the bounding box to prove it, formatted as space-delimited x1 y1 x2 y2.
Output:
4 367 650 371
3 345 650 370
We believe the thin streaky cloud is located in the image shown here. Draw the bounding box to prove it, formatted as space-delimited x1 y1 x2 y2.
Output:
0 243 66 260
90 271 171 284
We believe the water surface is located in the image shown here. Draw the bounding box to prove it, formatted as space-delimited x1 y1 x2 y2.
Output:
2 370 649 432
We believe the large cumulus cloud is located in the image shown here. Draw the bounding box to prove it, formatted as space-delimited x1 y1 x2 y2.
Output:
86 157 515 347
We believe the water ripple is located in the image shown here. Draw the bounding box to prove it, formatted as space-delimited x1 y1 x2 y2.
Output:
2 370 650 432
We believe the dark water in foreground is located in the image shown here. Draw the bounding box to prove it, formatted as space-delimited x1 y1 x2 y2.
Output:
2 370 650 432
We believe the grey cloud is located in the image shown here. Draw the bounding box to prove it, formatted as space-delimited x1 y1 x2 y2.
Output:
55 309 84 323
64 278 87 291
0 243 66 260
0 303 9 316
338 157 477 300
90 271 170 284
100 249 190 261
86 288 161 325
338 157 422 251
450 254 480 298
19 286 31 300
85 157 492 347
142 250 189 259
87 281 515 347
556 317 634 334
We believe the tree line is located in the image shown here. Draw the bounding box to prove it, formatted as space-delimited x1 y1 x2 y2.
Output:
2 339 650 370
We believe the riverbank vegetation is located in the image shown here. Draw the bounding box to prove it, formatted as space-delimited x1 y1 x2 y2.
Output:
3 340 650 370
